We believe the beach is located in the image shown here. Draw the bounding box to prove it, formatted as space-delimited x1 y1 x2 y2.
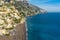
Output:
0 22 26 40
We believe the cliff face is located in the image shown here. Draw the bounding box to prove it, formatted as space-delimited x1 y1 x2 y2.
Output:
14 1 46 16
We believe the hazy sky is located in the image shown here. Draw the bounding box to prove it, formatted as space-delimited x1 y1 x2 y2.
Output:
28 0 60 12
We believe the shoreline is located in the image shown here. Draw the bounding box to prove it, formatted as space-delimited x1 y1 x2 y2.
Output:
25 21 28 40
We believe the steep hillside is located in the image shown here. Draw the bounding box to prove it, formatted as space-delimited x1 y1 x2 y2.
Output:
14 1 46 16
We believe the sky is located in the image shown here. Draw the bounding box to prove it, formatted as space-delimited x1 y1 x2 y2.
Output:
28 0 60 12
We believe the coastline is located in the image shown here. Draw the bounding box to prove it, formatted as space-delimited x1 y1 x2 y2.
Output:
25 20 28 40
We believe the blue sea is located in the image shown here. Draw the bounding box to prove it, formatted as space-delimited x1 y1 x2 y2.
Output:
26 12 60 40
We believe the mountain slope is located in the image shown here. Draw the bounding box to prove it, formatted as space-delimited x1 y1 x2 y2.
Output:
14 1 46 16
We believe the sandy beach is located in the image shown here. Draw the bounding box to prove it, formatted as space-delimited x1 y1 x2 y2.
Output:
0 22 26 40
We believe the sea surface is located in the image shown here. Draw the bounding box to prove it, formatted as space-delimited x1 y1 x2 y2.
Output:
26 12 60 40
